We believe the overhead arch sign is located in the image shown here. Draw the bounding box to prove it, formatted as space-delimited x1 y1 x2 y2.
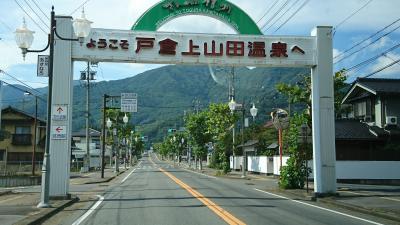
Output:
131 0 263 35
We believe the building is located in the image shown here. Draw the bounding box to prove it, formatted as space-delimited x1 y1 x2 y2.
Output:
71 128 102 168
0 106 46 165
337 78 400 161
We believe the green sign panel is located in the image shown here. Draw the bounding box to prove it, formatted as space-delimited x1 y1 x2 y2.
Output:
132 0 263 35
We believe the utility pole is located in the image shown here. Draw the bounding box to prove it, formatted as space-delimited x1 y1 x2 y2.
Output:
230 67 236 169
32 96 38 176
101 94 107 178
81 62 96 172
0 81 2 131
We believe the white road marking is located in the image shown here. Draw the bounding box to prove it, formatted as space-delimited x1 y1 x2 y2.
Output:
71 195 104 225
254 188 384 225
121 161 142 184
0 195 24 203
182 168 217 179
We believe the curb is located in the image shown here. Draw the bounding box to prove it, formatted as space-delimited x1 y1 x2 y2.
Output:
14 196 79 225
83 170 126 184
318 198 400 223
0 190 12 196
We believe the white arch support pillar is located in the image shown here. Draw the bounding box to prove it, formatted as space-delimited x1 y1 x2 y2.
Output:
49 16 74 198
311 26 337 195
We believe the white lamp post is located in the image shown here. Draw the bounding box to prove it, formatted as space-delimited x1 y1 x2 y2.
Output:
228 98 236 113
250 103 258 122
106 118 112 128
123 114 129 124
15 7 92 208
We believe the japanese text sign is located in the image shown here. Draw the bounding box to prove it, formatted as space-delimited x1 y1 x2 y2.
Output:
72 29 316 67
37 55 49 77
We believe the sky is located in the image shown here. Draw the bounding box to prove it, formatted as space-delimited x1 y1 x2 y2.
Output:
0 0 400 89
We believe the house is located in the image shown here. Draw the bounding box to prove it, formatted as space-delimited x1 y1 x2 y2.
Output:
71 128 103 168
0 106 46 165
337 78 400 161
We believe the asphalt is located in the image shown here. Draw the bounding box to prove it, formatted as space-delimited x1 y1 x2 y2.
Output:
48 154 397 225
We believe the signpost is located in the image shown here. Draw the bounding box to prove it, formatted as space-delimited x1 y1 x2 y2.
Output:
52 105 68 121
121 93 138 113
37 55 49 77
51 126 67 140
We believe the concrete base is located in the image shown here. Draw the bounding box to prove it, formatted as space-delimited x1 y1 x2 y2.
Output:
50 193 71 200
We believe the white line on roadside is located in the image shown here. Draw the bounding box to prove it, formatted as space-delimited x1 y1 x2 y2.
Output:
0 195 24 203
71 195 104 225
182 168 217 179
121 161 142 184
254 188 384 225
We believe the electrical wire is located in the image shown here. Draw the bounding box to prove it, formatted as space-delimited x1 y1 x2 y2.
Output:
334 23 400 64
274 0 310 33
69 0 92 16
28 0 49 20
260 0 291 32
346 43 400 72
0 18 13 31
334 18 400 59
0 69 44 96
364 58 400 78
264 0 301 32
257 0 280 24
21 0 49 28
0 80 46 101
333 0 374 35
14 0 48 34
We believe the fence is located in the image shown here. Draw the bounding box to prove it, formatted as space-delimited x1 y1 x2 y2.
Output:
0 161 43 176
230 156 400 181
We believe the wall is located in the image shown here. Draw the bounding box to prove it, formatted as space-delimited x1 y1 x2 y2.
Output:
0 176 41 187
386 98 400 126
231 156 400 180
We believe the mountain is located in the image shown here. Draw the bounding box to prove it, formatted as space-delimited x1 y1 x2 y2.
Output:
5 65 308 141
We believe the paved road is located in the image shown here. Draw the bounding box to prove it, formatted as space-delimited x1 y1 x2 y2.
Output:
60 154 392 225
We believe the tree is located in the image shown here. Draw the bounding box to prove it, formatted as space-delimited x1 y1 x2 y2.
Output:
205 103 236 173
186 111 211 169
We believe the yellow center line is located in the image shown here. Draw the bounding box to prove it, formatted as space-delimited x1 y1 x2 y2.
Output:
159 168 246 225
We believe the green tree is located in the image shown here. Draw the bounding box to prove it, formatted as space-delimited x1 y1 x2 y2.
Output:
186 111 212 169
205 103 236 173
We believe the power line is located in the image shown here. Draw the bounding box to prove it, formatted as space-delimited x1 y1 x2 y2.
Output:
264 0 301 32
69 0 92 15
274 0 310 33
346 43 400 72
334 18 400 59
260 0 291 32
14 0 47 34
28 0 50 20
257 0 280 24
333 0 374 35
0 18 13 31
0 80 46 101
364 58 400 78
0 69 44 95
21 0 49 28
334 23 400 64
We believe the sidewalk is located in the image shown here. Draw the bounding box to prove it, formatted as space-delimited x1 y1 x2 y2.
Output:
170 158 400 223
0 166 129 225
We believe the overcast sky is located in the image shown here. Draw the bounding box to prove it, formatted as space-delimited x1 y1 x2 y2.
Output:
1 0 399 88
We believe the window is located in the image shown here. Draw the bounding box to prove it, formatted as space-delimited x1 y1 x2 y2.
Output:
15 126 31 134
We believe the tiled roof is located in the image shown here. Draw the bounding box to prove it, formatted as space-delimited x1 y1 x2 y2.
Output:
335 119 386 140
356 78 400 95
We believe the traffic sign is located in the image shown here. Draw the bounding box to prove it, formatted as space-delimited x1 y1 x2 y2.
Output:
52 105 68 121
121 93 137 112
52 126 67 140
37 55 49 77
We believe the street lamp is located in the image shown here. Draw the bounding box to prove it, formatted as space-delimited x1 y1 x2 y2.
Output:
123 113 129 124
106 118 112 129
250 103 258 122
228 98 236 112
15 7 92 208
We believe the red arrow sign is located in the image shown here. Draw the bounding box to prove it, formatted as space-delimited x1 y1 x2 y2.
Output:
57 107 63 114
55 127 63 133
